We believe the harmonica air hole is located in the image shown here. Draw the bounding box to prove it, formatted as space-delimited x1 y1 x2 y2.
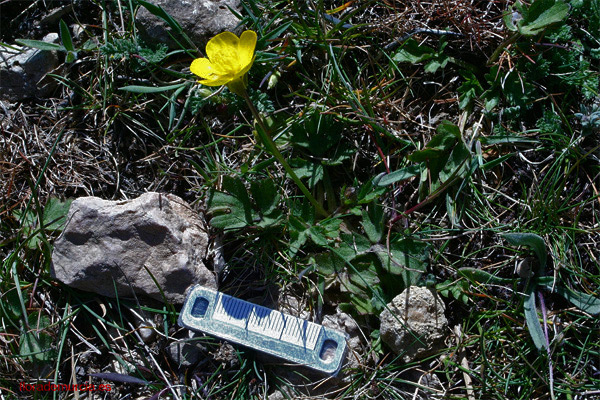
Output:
319 339 338 362
191 296 209 318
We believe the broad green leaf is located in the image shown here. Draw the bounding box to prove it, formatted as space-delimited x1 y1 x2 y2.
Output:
458 267 518 285
313 251 344 275
20 313 56 363
43 197 73 231
15 39 63 51
392 38 435 64
119 83 186 93
373 238 428 281
288 215 309 258
337 232 372 262
439 141 470 183
361 204 384 243
0 289 24 322
207 178 255 230
250 179 279 215
511 0 571 36
291 159 324 189
59 19 74 52
503 232 547 271
374 164 421 187
524 286 547 351
356 177 388 204
538 279 600 315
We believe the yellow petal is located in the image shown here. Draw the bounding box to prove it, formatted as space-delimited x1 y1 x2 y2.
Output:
190 58 218 79
199 76 234 86
238 30 257 70
206 31 240 74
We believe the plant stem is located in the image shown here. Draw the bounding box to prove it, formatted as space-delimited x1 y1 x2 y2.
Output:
241 90 328 217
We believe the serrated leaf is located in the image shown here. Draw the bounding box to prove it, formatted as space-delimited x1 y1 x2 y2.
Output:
524 286 547 351
502 232 547 271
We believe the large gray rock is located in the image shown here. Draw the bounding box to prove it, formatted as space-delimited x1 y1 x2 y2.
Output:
380 286 448 363
135 0 241 49
0 33 59 101
51 192 216 304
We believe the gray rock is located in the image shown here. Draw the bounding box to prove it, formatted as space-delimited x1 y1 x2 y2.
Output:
51 192 217 304
0 33 59 101
380 286 448 363
322 309 363 370
166 341 205 368
135 0 241 49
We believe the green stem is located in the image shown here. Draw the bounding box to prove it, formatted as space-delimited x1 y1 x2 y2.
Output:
241 90 328 217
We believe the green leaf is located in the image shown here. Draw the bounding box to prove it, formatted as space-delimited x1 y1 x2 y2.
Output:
439 141 470 183
119 83 186 93
290 113 344 157
15 39 63 51
458 267 518 285
356 176 388 204
313 251 344 275
524 286 547 351
207 177 256 230
0 289 24 322
372 238 428 282
250 179 279 215
291 159 324 188
374 164 421 187
537 279 600 315
479 136 538 145
43 197 73 231
206 191 252 229
361 204 384 243
59 19 75 52
337 232 372 262
502 232 547 271
510 0 571 36
20 313 56 363
392 38 435 64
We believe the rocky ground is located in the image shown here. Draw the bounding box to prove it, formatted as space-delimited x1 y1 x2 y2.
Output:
1 0 600 399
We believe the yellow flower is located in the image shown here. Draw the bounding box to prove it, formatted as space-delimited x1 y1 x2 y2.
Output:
190 30 257 96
